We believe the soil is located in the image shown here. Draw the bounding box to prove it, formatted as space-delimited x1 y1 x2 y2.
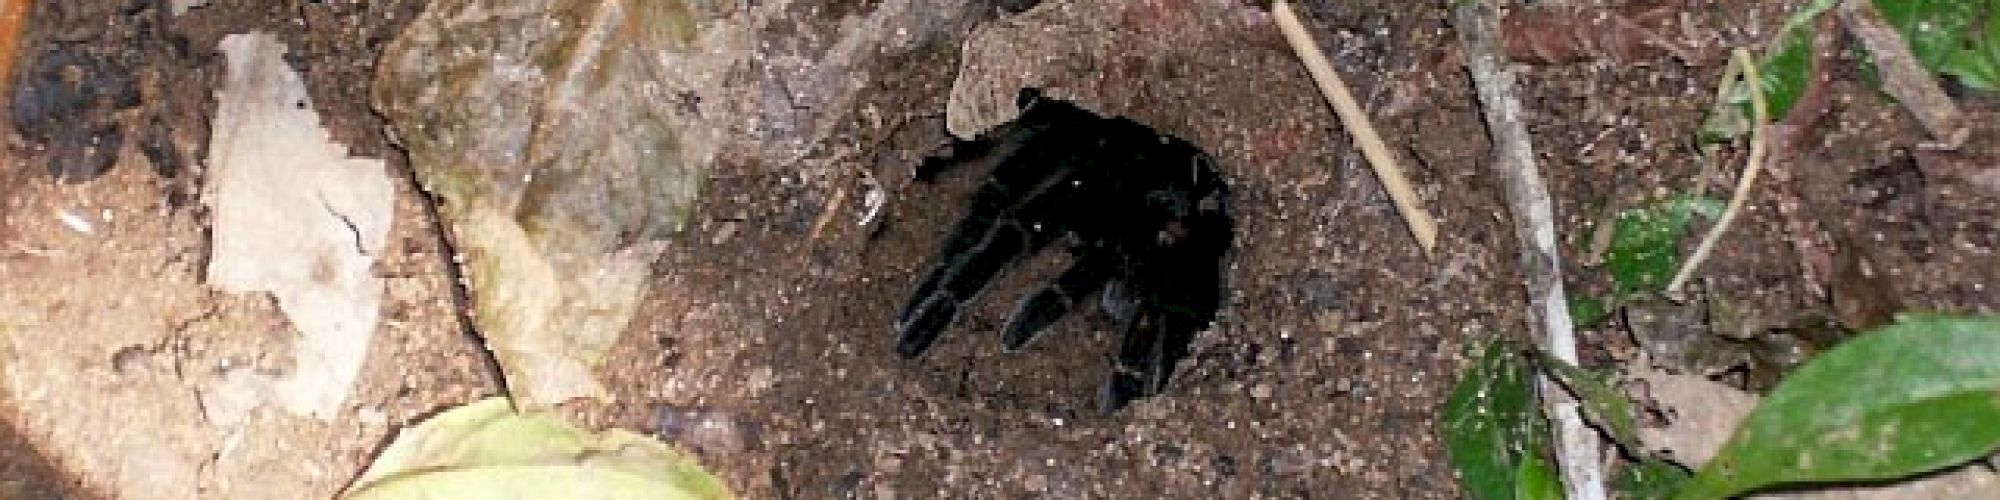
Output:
1 0 1995 499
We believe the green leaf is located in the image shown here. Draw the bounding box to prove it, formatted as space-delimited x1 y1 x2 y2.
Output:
1872 0 1978 70
1943 0 2000 90
1750 0 1845 113
1940 16 2000 89
1612 459 1692 500
1678 315 2000 498
1532 351 1643 457
1442 339 1549 500
1569 295 1612 328
1605 195 1723 296
1755 4 1829 121
1513 452 1563 500
1872 0 2000 89
1701 0 1840 141
342 397 732 500
1704 0 2000 140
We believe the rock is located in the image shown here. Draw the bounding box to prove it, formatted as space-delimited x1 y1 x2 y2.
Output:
373 0 987 408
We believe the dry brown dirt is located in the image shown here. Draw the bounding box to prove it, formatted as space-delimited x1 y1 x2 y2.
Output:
1 0 1995 498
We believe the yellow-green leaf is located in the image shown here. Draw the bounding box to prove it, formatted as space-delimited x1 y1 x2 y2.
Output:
342 397 731 500
1533 352 1642 457
1513 452 1562 500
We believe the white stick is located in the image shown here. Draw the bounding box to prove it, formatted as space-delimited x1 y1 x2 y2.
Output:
1448 1 1603 498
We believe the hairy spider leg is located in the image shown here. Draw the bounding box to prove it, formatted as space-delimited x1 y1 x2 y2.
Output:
998 251 1115 351
895 219 1055 358
895 152 1086 358
896 124 1076 330
896 92 1117 356
1101 287 1218 412
1101 301 1166 412
913 119 1052 182
895 88 1238 411
1099 163 1233 412
913 87 1067 182
1098 279 1138 324
990 129 1193 354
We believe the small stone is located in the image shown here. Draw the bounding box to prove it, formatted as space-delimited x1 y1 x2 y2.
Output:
1024 473 1048 492
710 220 739 245
1314 311 1343 333
877 454 904 473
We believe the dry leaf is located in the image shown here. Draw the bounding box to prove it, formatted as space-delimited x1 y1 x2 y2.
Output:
206 33 393 420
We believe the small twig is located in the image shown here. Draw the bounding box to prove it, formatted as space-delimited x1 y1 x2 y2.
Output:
1449 1 1602 498
1692 59 1743 197
1838 0 1965 146
0 0 32 101
1668 48 1769 297
1583 170 1636 267
1273 0 1439 256
3 240 58 258
799 183 849 259
1582 204 1619 267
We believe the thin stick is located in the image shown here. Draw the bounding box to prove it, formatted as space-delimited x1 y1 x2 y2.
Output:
0 0 30 101
1692 59 1743 198
1667 48 1768 296
1273 1 1439 255
1838 0 1964 145
799 184 849 259
1448 1 1602 498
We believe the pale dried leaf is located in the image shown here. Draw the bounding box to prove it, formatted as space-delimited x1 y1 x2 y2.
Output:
206 33 393 420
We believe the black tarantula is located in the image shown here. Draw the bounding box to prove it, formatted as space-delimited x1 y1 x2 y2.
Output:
895 89 1234 412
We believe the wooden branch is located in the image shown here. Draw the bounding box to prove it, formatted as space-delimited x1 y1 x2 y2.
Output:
1838 0 1965 145
1273 0 1440 256
0 0 32 101
1448 1 1604 499
1668 48 1769 297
